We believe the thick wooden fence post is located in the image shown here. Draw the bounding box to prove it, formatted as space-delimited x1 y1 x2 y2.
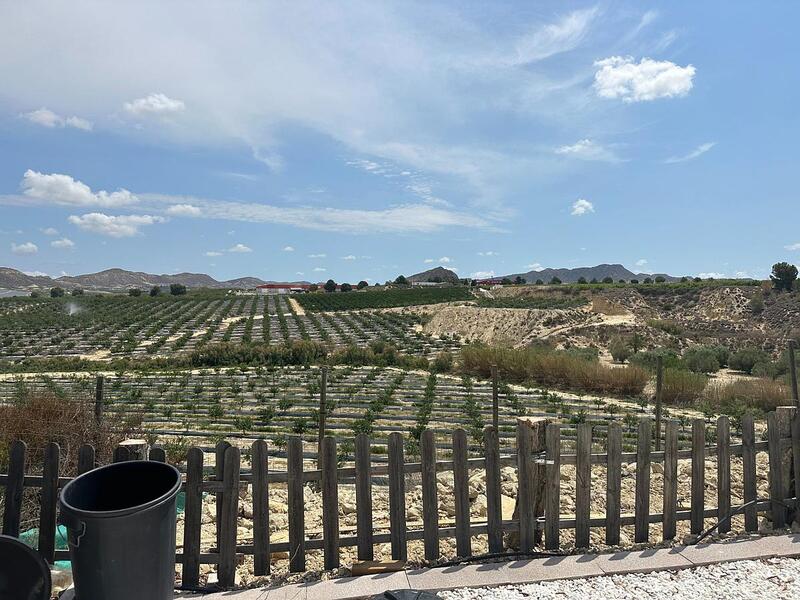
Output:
605 422 622 546
768 412 786 528
741 413 758 532
717 416 731 534
182 447 204 589
662 420 678 541
2 440 26 537
691 419 706 534
545 422 561 550
252 439 270 576
218 446 240 589
355 433 374 561
388 432 407 561
483 424 503 554
776 406 795 506
575 423 592 548
515 417 548 551
453 428 471 557
288 435 306 572
634 418 651 543
321 436 340 570
421 429 439 561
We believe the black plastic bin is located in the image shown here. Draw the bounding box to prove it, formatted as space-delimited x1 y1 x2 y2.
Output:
58 460 181 600
0 534 51 600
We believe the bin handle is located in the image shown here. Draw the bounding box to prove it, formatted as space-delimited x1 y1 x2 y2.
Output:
58 511 87 548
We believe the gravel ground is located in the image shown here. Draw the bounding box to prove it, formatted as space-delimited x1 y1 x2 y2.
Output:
439 558 800 599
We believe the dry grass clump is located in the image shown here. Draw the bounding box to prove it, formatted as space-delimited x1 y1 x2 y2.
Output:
460 344 649 396
704 378 791 414
661 368 708 404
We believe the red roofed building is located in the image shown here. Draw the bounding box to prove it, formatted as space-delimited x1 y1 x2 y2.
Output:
256 283 315 295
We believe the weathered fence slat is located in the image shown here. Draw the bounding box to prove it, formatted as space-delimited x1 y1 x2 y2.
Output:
717 416 731 534
2 440 26 537
388 432 407 561
483 425 503 554
545 422 561 550
38 442 60 564
662 420 678 541
218 445 241 588
182 447 204 589
575 423 592 548
777 407 795 504
793 414 800 525
768 411 786 528
215 440 232 547
288 435 306 572
605 422 621 546
112 445 129 463
741 413 758 532
321 436 340 570
634 418 651 543
78 444 95 474
421 429 439 561
149 446 166 462
355 433 374 561
453 428 471 557
252 439 270 576
691 419 706 534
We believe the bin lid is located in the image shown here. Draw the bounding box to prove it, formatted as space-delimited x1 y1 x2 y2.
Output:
0 534 51 600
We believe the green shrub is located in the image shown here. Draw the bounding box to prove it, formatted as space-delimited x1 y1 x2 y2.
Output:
683 347 721 374
629 349 682 371
729 348 771 374
661 368 708 404
609 336 632 363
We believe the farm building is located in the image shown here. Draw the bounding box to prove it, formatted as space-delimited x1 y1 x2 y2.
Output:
255 283 313 295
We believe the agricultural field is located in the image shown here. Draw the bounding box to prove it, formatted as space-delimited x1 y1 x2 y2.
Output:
0 292 459 361
0 366 715 462
295 286 473 311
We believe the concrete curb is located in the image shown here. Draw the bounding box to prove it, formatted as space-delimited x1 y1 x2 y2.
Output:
61 534 800 600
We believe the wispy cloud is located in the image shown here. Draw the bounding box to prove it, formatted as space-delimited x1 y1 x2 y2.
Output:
51 237 75 249
664 142 717 164
123 93 185 117
512 7 600 64
227 243 252 253
68 213 164 237
555 139 622 163
21 108 92 130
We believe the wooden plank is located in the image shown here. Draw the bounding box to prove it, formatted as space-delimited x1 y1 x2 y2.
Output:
575 422 592 548
716 416 731 534
453 428 471 557
321 436 340 570
182 447 204 589
789 340 799 404
545 422 561 550
605 422 621 546
113 445 129 463
215 440 231 547
741 413 758 532
288 435 306 572
793 413 800 525
530 418 548 547
2 440 26 537
38 442 60 564
218 445 240 589
420 429 439 561
691 419 706 534
491 364 499 431
483 425 503 554
662 420 678 541
776 406 795 504
768 411 786 528
634 418 651 543
654 356 664 452
317 367 328 458
77 444 95 475
149 446 166 462
388 432 407 560
355 433 374 561
251 439 270 576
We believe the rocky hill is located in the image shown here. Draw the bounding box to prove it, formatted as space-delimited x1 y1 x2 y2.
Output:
509 263 680 284
408 266 460 284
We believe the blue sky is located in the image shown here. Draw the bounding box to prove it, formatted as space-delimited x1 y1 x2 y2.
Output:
0 1 797 283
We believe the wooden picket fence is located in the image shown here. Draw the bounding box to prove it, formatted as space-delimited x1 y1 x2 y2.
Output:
2 407 799 590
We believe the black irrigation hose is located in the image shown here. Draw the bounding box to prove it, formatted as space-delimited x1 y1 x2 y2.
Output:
434 548 569 569
693 497 795 545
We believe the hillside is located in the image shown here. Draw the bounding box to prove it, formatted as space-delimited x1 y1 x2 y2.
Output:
407 266 460 284
509 263 680 284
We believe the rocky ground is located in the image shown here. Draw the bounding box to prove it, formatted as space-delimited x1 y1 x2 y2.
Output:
439 557 800 600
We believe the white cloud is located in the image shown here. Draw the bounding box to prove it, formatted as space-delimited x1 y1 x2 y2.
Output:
438 256 452 264
635 258 648 267
308 253 327 258
594 56 695 102
423 258 434 264
341 255 356 260
555 139 621 163
41 227 58 235
23 270 49 277
571 198 594 216
513 7 599 64
785 243 800 251
165 203 202 216
123 93 185 117
21 108 93 130
21 170 137 207
11 241 38 255
471 270 495 279
283 245 295 252
664 142 717 164
697 272 726 279
227 243 252 253
734 271 749 278
205 251 223 257
296 271 304 276
51 237 75 249
525 263 543 270
313 267 327 272
477 251 499 256
67 213 164 237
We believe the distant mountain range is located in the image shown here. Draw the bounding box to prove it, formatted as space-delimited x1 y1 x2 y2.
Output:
508 263 681 284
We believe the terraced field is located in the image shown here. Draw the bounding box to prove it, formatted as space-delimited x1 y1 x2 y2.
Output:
0 366 708 461
0 293 459 361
